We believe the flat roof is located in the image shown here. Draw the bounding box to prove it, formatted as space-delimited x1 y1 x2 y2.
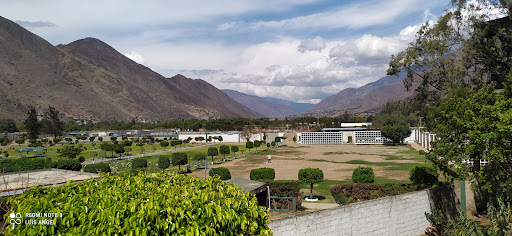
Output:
225 177 267 194
321 128 368 132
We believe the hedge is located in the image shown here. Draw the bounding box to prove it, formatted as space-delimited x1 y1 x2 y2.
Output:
131 158 147 169
330 183 420 205
6 173 271 235
83 163 111 173
352 166 375 183
56 159 82 171
0 157 50 173
209 167 231 180
265 180 303 210
250 168 275 181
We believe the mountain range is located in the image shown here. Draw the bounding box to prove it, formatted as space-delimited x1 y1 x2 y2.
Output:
0 15 412 122
304 71 413 117
0 16 255 122
222 90 314 118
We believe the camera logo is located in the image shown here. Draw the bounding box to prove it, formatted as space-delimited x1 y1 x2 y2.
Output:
9 213 21 225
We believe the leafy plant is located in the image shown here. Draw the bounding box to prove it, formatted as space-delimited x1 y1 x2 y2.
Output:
250 168 275 181
131 158 147 169
171 152 188 172
219 145 230 160
409 165 438 186
6 173 271 235
209 167 231 180
83 163 111 173
157 156 170 172
56 159 81 171
352 166 375 183
207 147 218 163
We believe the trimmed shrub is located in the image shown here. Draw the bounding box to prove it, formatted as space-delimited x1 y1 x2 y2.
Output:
250 168 275 181
352 166 375 183
132 158 147 169
56 159 82 171
410 165 439 186
78 156 85 162
0 158 48 172
298 168 324 199
158 156 170 171
419 150 426 155
171 153 188 171
209 167 231 180
84 163 111 173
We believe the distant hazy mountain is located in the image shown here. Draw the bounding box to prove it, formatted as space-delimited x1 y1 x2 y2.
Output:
260 97 314 114
306 71 413 117
223 90 312 118
0 16 255 121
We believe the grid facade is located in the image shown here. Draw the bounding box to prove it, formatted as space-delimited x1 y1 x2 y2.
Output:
300 132 344 144
354 131 393 144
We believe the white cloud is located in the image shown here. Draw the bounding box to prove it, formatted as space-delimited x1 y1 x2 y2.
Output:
124 51 145 64
248 0 444 30
298 36 326 52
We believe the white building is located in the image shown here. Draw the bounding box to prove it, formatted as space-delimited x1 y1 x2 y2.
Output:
297 125 416 145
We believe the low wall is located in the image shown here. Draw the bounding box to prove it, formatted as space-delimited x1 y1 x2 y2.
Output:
269 189 436 236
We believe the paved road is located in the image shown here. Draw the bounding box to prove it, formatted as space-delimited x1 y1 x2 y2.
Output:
82 143 216 165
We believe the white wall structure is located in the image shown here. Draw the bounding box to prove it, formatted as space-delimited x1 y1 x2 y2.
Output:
354 131 393 144
269 190 432 236
340 122 372 127
299 132 344 144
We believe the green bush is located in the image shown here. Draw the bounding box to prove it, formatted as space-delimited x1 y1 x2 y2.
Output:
171 152 188 172
419 150 426 155
352 166 375 183
132 158 147 169
158 156 170 171
250 168 275 181
6 173 271 235
0 158 48 172
78 156 85 162
83 163 111 173
56 159 82 171
409 165 438 186
209 167 231 180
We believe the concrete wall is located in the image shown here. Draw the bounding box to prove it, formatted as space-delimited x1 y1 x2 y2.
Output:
269 190 433 236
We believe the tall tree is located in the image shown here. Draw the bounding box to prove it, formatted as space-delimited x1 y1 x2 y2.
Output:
24 107 40 139
429 76 512 207
387 0 512 123
41 106 64 138
380 115 412 145
0 118 18 133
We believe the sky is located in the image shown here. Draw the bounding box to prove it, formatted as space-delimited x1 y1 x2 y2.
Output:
1 0 450 104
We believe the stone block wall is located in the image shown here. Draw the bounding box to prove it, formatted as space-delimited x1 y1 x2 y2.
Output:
269 189 433 236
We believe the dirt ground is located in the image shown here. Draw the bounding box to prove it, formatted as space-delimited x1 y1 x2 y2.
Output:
191 134 424 182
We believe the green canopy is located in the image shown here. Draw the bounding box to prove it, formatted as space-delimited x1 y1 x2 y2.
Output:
15 147 47 152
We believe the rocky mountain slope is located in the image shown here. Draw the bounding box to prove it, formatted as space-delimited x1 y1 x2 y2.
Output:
222 89 296 118
306 71 413 117
0 16 255 122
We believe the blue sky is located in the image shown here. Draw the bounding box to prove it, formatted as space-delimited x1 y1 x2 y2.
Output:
1 0 449 103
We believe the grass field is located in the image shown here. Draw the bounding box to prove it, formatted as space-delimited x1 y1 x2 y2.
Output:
2 138 430 206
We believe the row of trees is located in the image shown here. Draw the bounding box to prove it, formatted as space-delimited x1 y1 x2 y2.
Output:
15 114 370 134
